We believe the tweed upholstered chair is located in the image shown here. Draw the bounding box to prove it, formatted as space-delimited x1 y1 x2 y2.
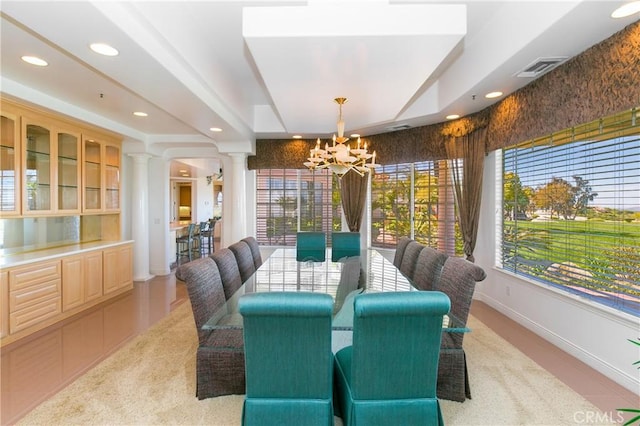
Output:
393 237 412 269
229 240 256 283
435 256 486 402
211 248 244 300
413 246 448 291
239 292 335 426
176 257 245 399
399 240 424 283
331 231 361 262
296 232 326 262
241 236 263 269
334 291 450 426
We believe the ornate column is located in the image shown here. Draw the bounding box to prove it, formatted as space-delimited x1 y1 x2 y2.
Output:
228 153 248 243
129 153 154 281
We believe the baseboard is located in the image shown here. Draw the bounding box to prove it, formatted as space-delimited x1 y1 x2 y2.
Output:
475 292 639 394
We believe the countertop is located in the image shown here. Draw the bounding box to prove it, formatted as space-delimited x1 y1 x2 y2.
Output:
0 240 134 269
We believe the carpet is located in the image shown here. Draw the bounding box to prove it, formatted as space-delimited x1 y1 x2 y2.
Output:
17 301 605 426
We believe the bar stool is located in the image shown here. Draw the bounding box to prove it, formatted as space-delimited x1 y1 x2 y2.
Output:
199 220 214 255
176 223 197 265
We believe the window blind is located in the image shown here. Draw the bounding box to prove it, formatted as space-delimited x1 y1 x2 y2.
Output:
502 108 640 316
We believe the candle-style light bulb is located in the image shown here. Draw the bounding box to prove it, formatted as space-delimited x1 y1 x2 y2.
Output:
372 151 376 165
357 137 361 149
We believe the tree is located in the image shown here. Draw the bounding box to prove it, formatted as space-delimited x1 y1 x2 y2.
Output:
534 177 575 219
503 172 530 219
572 175 598 217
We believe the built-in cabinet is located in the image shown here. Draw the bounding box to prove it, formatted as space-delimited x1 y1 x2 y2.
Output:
103 244 132 295
0 108 21 217
0 98 130 346
1 242 133 346
62 251 103 311
83 136 120 213
0 98 121 230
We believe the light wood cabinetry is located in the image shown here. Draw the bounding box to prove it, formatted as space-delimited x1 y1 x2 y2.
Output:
57 129 81 213
61 251 103 311
0 271 8 338
83 136 121 213
0 109 21 216
8 261 62 334
103 244 133 295
0 97 120 220
22 117 55 214
0 242 133 346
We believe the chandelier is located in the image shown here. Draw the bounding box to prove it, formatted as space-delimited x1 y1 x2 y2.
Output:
304 97 379 177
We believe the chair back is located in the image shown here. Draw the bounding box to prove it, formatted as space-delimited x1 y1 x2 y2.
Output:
399 241 424 282
413 246 448 291
296 232 326 262
239 292 334 426
436 256 486 347
176 257 226 345
229 240 256 283
350 291 450 399
393 237 412 268
210 248 243 300
242 236 263 268
331 232 361 262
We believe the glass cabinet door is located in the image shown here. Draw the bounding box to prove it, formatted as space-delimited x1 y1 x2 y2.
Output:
24 123 53 213
83 139 102 211
57 131 80 212
105 144 120 211
0 113 20 215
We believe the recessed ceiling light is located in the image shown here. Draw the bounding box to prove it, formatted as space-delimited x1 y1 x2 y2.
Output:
181 173 189 177
485 91 503 99
90 43 119 56
446 114 460 120
209 127 222 132
292 135 302 139
350 133 360 138
21 56 48 66
179 169 187 173
611 1 640 18
133 111 148 117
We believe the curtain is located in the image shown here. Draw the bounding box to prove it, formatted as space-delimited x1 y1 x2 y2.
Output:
339 170 368 232
445 128 487 262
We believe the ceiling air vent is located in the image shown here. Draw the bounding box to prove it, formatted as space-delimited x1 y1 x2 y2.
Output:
386 124 411 131
516 56 568 78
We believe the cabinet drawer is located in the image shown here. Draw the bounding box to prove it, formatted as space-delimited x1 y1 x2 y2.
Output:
10 294 61 333
10 279 61 312
9 261 61 291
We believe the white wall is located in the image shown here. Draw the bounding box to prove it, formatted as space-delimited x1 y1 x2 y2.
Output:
148 157 170 276
194 176 214 223
474 151 639 393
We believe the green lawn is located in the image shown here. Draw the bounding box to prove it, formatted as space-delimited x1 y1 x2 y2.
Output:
503 219 640 304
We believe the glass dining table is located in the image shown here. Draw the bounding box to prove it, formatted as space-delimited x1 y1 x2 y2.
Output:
203 248 469 337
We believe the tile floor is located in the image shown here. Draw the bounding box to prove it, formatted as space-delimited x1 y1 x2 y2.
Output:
1 273 636 425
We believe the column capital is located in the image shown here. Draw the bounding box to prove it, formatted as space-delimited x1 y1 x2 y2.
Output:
128 153 152 162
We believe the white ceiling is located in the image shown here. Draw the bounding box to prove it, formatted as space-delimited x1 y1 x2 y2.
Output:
1 1 637 177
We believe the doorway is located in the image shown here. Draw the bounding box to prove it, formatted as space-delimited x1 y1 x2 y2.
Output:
177 183 192 221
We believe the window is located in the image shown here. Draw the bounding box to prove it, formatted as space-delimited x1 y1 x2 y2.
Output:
501 108 640 316
370 160 461 254
256 169 341 245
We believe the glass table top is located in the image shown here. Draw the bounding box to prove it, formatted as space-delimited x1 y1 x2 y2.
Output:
203 248 469 333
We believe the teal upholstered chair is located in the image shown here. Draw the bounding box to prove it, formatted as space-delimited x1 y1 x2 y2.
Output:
334 291 450 426
239 292 335 426
296 231 326 262
331 232 361 262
